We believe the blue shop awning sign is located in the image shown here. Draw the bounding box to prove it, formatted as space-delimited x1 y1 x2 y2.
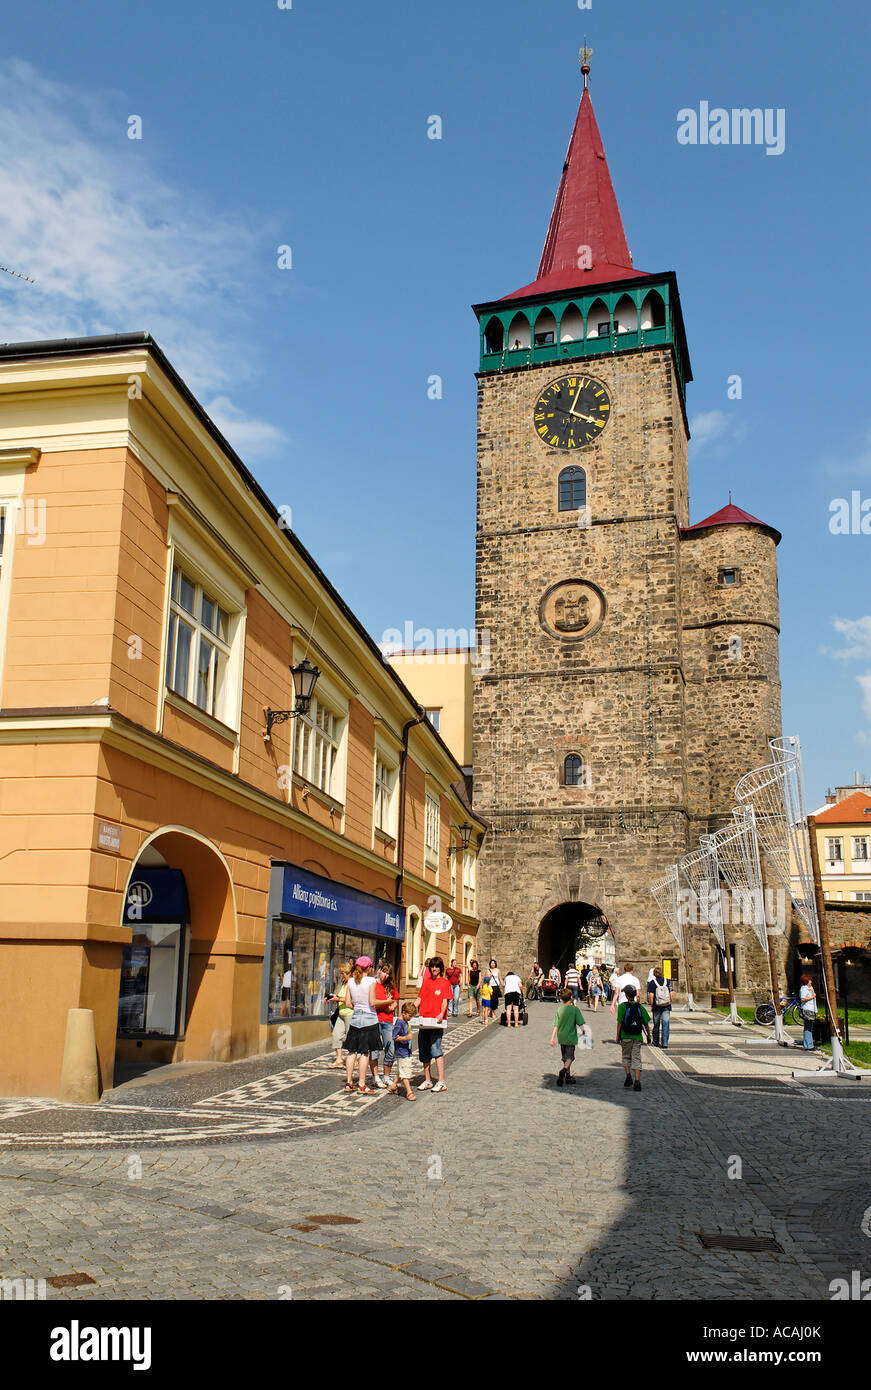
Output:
278 864 405 941
124 868 188 925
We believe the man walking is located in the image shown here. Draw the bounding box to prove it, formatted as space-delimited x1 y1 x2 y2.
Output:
564 960 581 1001
446 958 462 1017
647 965 673 1049
609 962 641 1015
616 984 651 1091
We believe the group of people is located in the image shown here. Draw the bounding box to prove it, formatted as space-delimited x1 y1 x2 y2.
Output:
465 959 526 1025
547 960 675 1092
531 959 609 1010
325 955 455 1098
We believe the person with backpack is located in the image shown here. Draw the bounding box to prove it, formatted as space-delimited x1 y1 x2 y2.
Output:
549 988 586 1087
647 966 673 1049
798 973 818 1051
616 984 651 1091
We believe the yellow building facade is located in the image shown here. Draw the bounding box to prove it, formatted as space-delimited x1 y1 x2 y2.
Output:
813 785 871 902
0 333 483 1098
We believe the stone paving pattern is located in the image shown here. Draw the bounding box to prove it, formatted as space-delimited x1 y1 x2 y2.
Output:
0 1007 869 1300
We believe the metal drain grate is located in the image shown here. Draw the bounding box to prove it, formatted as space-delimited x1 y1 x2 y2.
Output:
305 1214 360 1226
696 1232 783 1253
47 1272 97 1288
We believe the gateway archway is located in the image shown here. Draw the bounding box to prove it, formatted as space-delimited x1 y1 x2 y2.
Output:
536 901 611 977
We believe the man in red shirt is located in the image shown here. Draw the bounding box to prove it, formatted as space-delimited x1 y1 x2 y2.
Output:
416 957 452 1092
445 958 462 1016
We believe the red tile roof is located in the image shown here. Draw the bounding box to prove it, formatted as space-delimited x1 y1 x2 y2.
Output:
503 88 643 301
815 791 871 825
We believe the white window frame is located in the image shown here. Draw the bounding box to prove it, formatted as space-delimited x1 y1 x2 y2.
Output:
425 708 441 732
0 449 38 702
851 836 869 862
161 503 250 744
406 907 422 982
425 790 441 868
825 837 844 865
164 563 232 722
462 849 477 912
373 731 400 840
293 694 342 798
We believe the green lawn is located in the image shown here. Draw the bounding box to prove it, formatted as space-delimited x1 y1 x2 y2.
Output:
712 1004 871 1028
818 1040 871 1068
712 1005 757 1024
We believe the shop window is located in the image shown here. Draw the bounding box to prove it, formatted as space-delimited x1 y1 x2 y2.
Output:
118 924 188 1036
165 563 232 721
558 466 587 512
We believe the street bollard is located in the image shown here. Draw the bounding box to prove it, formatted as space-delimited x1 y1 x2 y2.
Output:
59 1008 100 1104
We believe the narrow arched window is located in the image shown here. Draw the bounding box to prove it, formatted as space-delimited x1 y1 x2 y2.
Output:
563 754 584 786
558 466 587 512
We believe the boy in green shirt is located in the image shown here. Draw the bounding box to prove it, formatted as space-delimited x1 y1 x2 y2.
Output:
616 984 652 1091
549 988 586 1087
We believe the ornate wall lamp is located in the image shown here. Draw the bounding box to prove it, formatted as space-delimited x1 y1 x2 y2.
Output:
264 658 320 740
446 822 474 858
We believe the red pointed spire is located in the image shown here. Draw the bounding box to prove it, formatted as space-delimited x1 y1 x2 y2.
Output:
503 86 644 301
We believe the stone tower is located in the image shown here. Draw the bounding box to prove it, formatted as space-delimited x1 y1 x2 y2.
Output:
471 70 783 996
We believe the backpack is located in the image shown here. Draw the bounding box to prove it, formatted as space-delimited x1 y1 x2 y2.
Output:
653 977 671 1006
622 1001 644 1035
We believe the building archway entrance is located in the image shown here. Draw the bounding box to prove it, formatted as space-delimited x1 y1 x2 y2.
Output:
536 901 611 977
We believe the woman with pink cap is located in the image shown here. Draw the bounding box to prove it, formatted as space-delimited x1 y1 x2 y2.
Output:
342 956 382 1094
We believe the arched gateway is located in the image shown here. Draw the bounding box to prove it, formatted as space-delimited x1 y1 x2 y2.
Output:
536 900 612 977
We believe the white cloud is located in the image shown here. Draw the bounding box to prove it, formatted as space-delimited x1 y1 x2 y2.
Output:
204 396 287 460
0 59 278 408
859 674 871 722
689 409 727 450
826 616 871 662
688 408 747 460
857 729 869 746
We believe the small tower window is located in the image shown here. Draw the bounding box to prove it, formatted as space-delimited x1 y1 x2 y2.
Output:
558 466 587 512
718 567 740 586
563 754 586 786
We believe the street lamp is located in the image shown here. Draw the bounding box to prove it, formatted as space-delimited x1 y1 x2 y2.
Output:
264 658 320 739
447 822 474 858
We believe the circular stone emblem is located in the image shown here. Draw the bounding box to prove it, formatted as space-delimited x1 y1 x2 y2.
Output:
539 579 606 641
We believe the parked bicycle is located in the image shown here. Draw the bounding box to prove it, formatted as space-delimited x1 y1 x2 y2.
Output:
753 993 805 1027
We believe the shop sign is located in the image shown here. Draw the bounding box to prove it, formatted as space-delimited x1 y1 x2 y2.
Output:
278 864 405 940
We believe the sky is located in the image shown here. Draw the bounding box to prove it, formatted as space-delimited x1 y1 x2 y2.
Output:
0 0 869 805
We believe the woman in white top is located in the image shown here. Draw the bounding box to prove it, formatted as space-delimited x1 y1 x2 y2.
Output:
343 956 382 1094
503 971 523 1028
588 967 604 1011
798 974 817 1051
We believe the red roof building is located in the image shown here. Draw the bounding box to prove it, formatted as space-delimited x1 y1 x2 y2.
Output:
683 501 782 546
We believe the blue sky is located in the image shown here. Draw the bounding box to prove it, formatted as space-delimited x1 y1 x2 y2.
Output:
0 0 868 804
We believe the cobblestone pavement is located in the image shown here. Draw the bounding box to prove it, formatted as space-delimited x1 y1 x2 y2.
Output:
1 1006 869 1301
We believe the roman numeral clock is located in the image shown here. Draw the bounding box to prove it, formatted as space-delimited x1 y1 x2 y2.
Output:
533 374 611 450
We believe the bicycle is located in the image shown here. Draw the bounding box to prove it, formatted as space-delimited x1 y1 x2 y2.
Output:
753 994 804 1027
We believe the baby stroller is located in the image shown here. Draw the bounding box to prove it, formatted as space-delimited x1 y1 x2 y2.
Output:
500 996 529 1026
540 977 560 1003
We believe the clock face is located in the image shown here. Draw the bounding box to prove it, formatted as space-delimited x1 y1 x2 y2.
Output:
533 374 612 449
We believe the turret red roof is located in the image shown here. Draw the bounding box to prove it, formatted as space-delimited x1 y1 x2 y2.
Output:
503 87 644 301
683 502 781 545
